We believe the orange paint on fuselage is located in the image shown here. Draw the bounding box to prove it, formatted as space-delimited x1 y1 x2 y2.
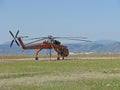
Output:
17 37 69 59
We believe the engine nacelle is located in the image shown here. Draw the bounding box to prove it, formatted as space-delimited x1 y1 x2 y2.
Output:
53 40 61 45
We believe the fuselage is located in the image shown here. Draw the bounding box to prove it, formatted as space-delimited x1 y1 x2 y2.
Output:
17 37 69 58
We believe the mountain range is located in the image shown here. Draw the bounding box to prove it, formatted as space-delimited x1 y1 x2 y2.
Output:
0 40 120 55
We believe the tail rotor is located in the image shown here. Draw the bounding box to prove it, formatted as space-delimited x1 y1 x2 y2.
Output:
9 30 20 47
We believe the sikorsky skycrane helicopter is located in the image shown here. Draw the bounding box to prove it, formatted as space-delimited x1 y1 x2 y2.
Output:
9 30 91 60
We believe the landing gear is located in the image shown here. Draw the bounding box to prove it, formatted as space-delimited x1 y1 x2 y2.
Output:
35 56 38 60
57 57 60 60
35 49 41 60
57 57 64 60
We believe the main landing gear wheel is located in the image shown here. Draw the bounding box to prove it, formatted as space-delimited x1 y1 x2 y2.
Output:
35 57 38 60
57 57 60 60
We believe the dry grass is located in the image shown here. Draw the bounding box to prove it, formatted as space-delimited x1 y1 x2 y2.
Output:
0 54 120 90
1 53 120 60
1 71 120 86
1 71 120 90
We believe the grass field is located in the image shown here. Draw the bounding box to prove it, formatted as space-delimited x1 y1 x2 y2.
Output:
0 54 120 90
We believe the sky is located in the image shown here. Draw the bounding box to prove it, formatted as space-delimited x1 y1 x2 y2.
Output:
0 0 120 44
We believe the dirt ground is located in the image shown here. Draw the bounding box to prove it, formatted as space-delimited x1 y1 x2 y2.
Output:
1 54 120 61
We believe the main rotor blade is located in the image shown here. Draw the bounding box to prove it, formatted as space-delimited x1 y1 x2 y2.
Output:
28 37 47 40
19 36 29 38
25 38 45 45
54 37 88 39
28 36 88 41
64 38 92 42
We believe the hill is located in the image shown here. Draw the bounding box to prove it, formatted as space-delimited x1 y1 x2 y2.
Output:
67 41 120 54
0 40 120 55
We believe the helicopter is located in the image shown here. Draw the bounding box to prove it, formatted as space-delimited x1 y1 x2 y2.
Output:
9 30 91 60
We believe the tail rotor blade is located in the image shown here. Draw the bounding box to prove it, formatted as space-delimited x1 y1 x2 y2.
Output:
10 40 14 47
15 30 19 38
15 40 20 46
9 31 15 38
9 30 20 47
